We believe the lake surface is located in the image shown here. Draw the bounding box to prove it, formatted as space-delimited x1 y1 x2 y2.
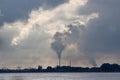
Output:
0 73 119 80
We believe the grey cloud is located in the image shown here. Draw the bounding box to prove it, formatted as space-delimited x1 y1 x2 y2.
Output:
0 0 68 26
0 27 54 68
79 0 120 54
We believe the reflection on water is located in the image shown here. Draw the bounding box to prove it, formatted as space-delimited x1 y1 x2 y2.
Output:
11 76 24 80
0 76 24 80
0 73 119 80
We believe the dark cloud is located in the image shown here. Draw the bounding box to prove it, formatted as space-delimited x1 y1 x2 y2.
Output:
0 0 68 26
79 0 120 54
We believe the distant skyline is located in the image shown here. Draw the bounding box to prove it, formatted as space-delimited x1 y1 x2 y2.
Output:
0 0 120 68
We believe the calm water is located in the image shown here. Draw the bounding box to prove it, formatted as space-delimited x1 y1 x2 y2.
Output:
0 73 119 80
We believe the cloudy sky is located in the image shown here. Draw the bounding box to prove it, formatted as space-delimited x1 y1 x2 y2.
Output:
0 0 120 68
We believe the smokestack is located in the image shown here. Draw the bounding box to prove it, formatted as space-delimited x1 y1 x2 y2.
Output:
57 49 62 66
58 53 61 66
69 60 71 67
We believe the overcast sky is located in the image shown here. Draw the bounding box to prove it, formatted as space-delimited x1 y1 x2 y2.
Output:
0 0 120 68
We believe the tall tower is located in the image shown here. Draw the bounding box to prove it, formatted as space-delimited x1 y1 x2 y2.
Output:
69 60 71 67
59 57 61 67
58 53 61 67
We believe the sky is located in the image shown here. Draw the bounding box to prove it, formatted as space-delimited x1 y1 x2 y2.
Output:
0 0 120 68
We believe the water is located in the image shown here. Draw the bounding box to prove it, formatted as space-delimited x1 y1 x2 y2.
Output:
0 73 119 80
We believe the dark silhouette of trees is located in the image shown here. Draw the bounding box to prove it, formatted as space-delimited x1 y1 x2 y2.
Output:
0 63 120 73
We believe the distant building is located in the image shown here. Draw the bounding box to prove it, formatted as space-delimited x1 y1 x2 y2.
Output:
38 65 42 71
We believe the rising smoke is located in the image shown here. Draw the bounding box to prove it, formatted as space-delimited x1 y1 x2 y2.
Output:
84 51 97 67
51 22 98 67
66 23 98 67
51 32 66 66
